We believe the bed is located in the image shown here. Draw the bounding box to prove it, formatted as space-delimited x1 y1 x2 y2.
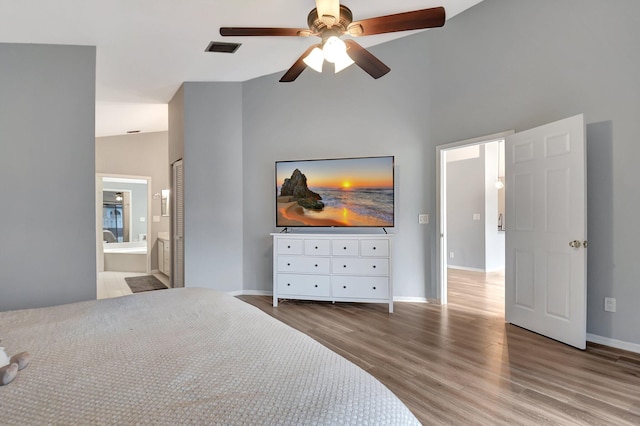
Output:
0 288 420 425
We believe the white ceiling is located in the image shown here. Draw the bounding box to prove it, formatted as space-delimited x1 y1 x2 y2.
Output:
1 0 483 137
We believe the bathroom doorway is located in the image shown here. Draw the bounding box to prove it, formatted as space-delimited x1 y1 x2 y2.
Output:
96 175 151 275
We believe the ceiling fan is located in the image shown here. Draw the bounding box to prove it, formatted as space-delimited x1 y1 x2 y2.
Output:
220 0 446 82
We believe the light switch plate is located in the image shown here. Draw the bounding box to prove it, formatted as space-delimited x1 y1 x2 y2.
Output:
418 214 429 224
473 213 481 221
153 216 161 223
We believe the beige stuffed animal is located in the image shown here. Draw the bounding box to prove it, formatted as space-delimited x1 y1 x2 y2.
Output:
0 342 30 386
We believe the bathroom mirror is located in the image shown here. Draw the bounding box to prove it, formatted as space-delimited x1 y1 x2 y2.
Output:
161 189 170 217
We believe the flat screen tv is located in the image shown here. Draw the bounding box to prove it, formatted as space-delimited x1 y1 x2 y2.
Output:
275 156 394 228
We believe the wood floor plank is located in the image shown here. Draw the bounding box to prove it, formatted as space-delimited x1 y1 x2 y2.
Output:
238 269 640 425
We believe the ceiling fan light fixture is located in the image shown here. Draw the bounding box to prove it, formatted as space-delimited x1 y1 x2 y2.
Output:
303 47 324 73
334 54 354 73
322 36 346 63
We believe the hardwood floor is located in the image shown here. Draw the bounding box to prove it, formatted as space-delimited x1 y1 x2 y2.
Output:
238 269 640 425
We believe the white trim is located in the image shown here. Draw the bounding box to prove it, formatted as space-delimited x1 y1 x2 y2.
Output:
97 173 152 276
393 297 428 303
242 290 272 296
229 290 272 297
447 265 486 272
436 130 515 306
230 291 428 304
587 334 640 355
103 177 147 184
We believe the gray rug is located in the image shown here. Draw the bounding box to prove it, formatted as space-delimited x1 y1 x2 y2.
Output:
125 275 168 293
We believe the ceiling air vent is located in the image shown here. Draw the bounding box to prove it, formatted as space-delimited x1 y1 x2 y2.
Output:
205 41 241 54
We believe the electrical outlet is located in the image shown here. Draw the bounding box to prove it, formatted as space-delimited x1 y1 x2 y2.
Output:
449 251 454 259
418 214 429 224
604 297 616 312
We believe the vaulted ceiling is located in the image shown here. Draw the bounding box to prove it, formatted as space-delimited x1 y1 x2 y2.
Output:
1 0 483 136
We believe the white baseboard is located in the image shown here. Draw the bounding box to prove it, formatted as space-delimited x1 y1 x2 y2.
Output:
587 333 640 354
229 290 271 297
232 291 427 304
394 297 428 303
448 265 485 272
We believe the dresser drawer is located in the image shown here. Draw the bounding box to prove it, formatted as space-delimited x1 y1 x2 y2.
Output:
360 239 389 257
332 239 359 256
332 276 389 300
277 239 304 255
304 239 330 256
277 274 331 297
332 258 389 275
277 256 330 274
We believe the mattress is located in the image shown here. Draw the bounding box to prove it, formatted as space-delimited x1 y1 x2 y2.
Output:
0 288 420 425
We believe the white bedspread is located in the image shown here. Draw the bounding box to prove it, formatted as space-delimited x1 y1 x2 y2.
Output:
0 288 420 425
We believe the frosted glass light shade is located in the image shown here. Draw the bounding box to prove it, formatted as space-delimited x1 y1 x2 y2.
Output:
334 54 354 73
303 47 324 73
322 36 346 63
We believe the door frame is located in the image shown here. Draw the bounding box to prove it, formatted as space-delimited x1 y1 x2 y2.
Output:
95 173 152 274
435 130 514 305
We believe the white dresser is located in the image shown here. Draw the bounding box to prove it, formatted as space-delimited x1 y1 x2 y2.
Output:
271 233 394 313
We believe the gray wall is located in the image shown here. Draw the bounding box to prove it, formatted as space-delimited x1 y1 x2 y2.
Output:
0 43 96 311
159 0 640 345
96 131 170 269
426 0 640 345
236 0 640 344
169 86 185 165
180 82 244 292
242 45 433 299
447 149 486 270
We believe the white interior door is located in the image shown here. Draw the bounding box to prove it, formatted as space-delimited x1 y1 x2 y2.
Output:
505 114 587 349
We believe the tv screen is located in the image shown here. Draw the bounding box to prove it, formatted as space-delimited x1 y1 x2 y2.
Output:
275 156 394 228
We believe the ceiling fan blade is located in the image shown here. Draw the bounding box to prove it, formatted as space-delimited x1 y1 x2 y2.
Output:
315 0 340 26
348 7 446 37
345 40 390 79
279 45 319 83
220 27 309 37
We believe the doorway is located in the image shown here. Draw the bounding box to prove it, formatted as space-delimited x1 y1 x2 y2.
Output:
436 131 513 306
96 174 151 275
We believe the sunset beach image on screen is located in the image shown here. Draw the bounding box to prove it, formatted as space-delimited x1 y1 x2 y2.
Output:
275 156 394 227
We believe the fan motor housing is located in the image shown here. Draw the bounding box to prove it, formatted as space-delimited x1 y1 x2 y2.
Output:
307 5 353 35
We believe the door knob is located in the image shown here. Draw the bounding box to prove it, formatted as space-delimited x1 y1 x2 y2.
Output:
569 240 582 248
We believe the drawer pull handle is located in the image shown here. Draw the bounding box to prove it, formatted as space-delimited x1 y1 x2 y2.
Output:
287 245 291 249
315 264 318 267
373 265 377 269
343 285 347 289
314 284 318 288
315 246 318 249
343 265 347 268
373 247 377 250
287 283 291 286
287 263 291 266
343 247 347 250
373 286 377 290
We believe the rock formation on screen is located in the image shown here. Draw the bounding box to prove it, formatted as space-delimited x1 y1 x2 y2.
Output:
280 169 325 210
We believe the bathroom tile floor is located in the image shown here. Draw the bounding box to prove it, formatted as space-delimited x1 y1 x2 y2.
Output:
97 271 170 300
